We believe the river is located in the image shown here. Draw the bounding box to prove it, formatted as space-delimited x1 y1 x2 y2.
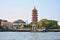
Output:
0 32 60 40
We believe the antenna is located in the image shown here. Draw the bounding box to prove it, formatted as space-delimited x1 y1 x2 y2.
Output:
33 0 37 9
33 0 36 7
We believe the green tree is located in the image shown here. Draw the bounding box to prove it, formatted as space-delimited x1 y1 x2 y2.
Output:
3 26 8 30
38 19 59 29
0 19 2 26
25 24 30 28
0 19 5 31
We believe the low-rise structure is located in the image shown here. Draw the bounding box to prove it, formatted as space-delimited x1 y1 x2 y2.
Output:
13 19 26 30
8 22 13 30
1 20 8 27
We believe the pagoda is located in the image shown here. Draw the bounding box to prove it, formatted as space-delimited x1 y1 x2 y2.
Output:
32 6 38 24
31 6 38 32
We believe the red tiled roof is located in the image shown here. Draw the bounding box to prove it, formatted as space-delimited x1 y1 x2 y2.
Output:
14 19 25 23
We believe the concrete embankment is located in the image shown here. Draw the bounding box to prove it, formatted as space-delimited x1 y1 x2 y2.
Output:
0 29 31 32
0 29 60 32
46 29 60 32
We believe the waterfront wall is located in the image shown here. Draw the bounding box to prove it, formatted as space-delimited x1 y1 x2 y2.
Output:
46 29 60 32
0 29 60 32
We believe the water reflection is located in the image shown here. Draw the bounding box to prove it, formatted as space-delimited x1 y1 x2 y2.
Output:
29 32 40 40
0 32 60 40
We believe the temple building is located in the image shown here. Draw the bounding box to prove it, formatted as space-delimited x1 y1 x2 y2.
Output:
32 6 38 24
13 19 26 30
31 6 38 32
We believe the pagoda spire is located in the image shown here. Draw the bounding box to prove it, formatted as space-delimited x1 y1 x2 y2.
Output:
30 0 38 32
32 5 38 24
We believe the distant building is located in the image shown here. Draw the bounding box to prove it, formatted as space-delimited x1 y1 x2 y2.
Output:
1 20 8 27
8 22 13 30
13 19 26 30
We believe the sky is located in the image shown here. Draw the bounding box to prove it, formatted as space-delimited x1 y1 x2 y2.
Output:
0 0 60 25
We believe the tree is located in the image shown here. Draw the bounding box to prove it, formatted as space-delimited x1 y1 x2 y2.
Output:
0 19 2 26
38 19 59 29
25 24 30 28
0 19 4 31
2 22 9 31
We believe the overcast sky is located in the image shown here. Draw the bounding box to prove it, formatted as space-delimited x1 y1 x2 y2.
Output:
0 0 60 25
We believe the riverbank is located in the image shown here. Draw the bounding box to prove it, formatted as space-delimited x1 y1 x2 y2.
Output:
46 29 60 32
0 29 60 32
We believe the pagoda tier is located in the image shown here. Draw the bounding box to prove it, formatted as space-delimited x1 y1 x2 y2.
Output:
32 7 38 24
